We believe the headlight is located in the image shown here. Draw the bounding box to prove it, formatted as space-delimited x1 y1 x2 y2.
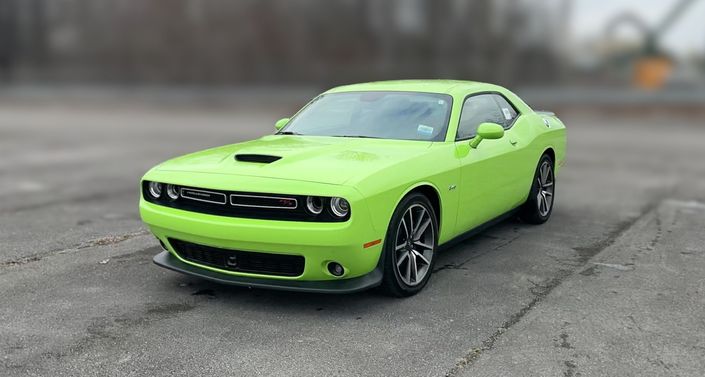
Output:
330 197 350 217
306 196 323 214
148 181 163 198
166 184 179 200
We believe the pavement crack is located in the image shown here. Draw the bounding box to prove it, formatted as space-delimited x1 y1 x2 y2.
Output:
563 360 578 377
446 273 567 376
75 230 149 249
0 255 42 267
445 200 661 377
573 199 662 263
557 332 573 350
0 230 149 268
646 214 663 251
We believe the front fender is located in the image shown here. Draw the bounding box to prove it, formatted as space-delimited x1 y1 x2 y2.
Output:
350 144 460 244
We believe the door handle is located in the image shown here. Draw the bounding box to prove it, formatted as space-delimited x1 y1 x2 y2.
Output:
509 139 518 146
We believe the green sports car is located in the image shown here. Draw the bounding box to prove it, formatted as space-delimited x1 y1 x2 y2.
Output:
140 80 566 296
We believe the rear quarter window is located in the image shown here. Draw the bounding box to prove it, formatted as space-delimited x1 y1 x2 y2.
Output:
491 94 518 128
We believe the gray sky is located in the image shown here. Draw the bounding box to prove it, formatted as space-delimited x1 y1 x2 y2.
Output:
573 0 705 56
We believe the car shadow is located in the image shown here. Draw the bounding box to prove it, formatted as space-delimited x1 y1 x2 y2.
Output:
159 217 525 314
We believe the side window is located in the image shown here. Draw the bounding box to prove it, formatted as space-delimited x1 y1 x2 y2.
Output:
491 94 518 128
456 94 505 140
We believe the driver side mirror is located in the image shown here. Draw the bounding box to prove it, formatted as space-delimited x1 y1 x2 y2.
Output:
275 118 290 131
469 122 504 149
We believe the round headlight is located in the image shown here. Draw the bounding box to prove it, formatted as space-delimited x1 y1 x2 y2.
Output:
306 196 323 215
148 182 163 198
166 184 179 200
330 197 350 217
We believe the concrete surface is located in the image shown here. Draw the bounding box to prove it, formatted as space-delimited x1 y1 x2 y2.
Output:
1 99 704 376
460 199 705 377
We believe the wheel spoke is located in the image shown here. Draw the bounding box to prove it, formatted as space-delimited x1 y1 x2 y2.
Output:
543 190 553 197
413 249 430 265
407 210 415 238
540 164 547 183
412 207 426 235
397 251 409 267
542 181 553 188
405 253 412 282
541 194 548 214
544 163 550 181
409 252 418 282
395 243 406 251
414 217 431 240
400 217 410 240
414 240 433 250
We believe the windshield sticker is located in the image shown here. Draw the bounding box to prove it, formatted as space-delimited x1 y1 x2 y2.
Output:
417 124 434 137
438 99 445 105
502 108 512 120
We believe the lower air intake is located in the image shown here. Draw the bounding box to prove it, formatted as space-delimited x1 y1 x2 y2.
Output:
168 238 304 277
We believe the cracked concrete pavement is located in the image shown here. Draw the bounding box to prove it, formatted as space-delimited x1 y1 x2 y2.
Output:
1 98 704 376
459 199 705 377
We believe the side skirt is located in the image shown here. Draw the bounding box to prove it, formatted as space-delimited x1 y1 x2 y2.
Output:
438 207 521 251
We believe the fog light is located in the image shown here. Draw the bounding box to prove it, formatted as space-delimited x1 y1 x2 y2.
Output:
166 184 179 200
328 262 344 277
330 197 350 217
148 181 163 198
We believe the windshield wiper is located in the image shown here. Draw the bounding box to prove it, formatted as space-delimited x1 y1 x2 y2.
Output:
332 135 380 139
278 131 303 135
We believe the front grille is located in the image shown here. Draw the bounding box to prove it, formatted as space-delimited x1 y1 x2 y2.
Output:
180 188 227 204
168 238 305 277
142 182 350 222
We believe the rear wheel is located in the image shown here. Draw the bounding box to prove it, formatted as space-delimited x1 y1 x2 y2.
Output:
519 154 555 224
380 193 438 297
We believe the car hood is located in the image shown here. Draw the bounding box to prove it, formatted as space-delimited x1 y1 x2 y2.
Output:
155 135 433 185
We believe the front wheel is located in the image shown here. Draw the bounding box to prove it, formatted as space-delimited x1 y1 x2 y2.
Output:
519 154 555 224
380 193 438 297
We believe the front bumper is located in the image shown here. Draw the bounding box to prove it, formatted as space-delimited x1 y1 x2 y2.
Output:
140 189 385 288
153 251 382 293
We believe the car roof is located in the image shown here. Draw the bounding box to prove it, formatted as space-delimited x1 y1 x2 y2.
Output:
325 80 503 96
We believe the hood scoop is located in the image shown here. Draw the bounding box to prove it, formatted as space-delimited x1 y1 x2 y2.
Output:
234 154 282 164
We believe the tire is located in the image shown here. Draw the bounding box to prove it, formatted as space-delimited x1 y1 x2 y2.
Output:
519 154 555 224
380 193 438 297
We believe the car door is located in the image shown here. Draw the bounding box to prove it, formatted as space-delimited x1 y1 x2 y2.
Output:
454 93 521 234
490 94 536 208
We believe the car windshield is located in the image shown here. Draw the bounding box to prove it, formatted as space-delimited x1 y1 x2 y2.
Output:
280 91 452 141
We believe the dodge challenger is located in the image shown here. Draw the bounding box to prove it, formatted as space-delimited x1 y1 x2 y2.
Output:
140 80 566 296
